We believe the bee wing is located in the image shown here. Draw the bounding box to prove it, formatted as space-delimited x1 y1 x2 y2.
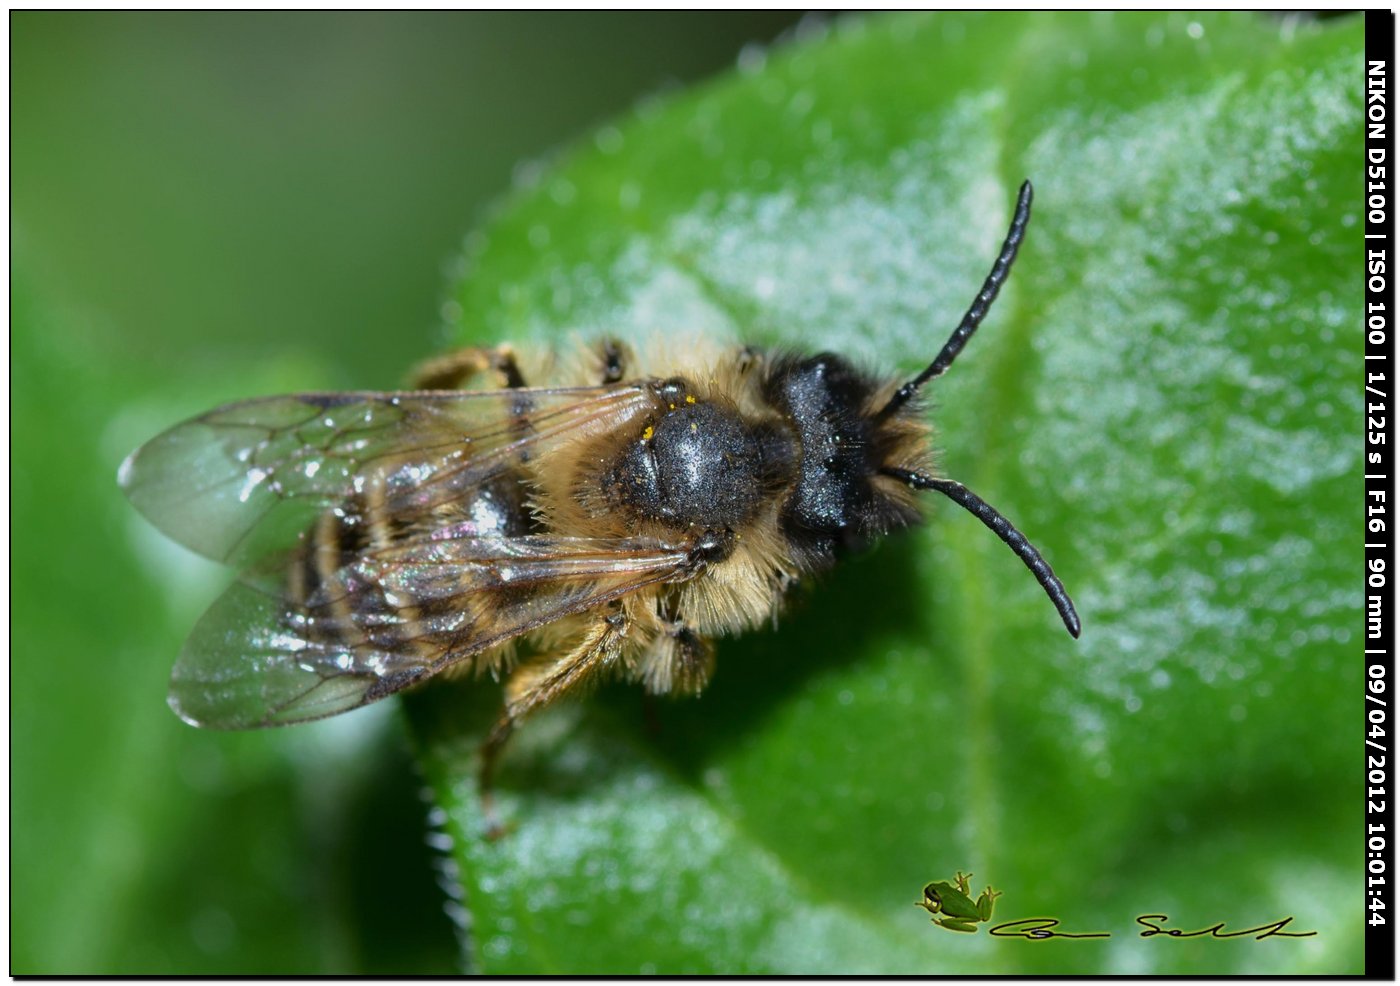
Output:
119 385 652 567
170 532 695 729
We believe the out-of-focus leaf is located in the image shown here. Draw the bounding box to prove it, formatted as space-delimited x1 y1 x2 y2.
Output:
13 13 809 974
11 262 460 974
410 11 1363 974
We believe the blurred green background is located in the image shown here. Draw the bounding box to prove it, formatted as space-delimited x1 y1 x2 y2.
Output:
12 11 1366 975
12 11 805 974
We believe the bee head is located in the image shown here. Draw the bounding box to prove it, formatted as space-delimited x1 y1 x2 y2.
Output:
762 351 922 557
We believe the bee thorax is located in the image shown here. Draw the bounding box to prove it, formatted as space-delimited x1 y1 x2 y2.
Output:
603 399 770 531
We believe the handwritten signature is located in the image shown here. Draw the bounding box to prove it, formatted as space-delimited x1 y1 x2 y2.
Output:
987 915 1317 941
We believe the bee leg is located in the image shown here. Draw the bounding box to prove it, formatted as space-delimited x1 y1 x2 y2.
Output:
637 619 715 697
593 336 630 384
477 611 631 836
476 716 517 840
411 345 526 390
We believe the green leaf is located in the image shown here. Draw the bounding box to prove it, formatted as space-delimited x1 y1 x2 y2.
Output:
411 11 1364 975
10 262 463 974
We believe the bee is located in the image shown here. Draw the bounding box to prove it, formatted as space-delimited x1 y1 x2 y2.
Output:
120 181 1078 814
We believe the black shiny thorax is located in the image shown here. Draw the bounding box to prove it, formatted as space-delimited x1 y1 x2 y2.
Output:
601 378 794 537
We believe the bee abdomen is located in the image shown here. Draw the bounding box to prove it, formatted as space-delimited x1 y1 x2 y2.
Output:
286 469 538 661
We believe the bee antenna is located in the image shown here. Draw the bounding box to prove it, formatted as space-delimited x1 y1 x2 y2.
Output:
875 181 1033 424
881 466 1081 638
